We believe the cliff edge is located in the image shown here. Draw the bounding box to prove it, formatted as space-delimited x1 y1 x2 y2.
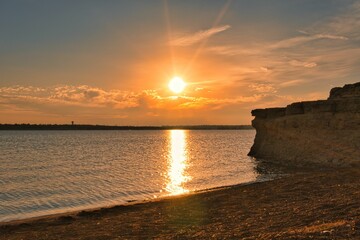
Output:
249 82 360 167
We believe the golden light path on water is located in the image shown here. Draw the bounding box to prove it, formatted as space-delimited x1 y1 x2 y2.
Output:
165 130 191 195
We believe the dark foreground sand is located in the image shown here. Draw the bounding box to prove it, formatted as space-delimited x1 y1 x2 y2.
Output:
1 169 359 239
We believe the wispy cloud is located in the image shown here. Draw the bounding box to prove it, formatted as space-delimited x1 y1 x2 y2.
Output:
170 25 230 46
207 32 347 56
313 1 360 39
269 33 348 49
207 45 262 56
289 60 317 68
277 79 306 88
249 83 277 94
205 1 360 99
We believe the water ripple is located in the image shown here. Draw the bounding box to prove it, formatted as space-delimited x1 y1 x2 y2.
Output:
0 130 258 222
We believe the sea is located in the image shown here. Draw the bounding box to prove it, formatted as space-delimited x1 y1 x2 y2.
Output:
0 129 262 223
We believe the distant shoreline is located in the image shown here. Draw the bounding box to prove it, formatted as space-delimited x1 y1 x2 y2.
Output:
0 124 253 131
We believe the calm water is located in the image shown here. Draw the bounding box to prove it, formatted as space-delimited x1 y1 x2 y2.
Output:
0 130 259 222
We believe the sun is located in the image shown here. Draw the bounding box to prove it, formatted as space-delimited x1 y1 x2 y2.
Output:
168 76 186 94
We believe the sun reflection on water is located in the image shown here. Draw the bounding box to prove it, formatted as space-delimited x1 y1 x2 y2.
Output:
165 130 190 195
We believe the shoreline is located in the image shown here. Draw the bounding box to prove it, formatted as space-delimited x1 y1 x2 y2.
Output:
1 168 359 239
0 173 280 225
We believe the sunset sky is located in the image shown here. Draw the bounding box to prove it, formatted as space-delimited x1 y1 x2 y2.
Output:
1 0 359 125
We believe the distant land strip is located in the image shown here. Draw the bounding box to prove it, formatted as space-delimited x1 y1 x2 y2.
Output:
0 124 253 130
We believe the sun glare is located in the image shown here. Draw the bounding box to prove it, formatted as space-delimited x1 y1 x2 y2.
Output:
168 76 186 94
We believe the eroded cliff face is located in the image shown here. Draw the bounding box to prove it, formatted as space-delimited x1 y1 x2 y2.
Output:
249 82 360 167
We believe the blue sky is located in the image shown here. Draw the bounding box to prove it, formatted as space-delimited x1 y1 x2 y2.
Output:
0 0 359 124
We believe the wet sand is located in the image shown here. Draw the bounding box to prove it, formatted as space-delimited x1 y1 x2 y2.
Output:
1 168 359 239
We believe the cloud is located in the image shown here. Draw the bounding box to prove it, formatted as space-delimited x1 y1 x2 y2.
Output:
170 25 230 46
0 84 256 116
0 85 139 109
314 1 360 39
207 45 262 56
207 33 347 56
0 84 316 124
269 33 348 49
278 79 306 88
205 1 360 102
289 60 317 68
249 83 277 94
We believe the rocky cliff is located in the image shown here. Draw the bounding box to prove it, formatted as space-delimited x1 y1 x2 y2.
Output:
249 82 360 167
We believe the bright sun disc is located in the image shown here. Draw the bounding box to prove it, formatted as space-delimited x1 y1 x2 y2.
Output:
168 77 186 94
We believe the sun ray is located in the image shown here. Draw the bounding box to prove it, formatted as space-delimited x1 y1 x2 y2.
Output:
184 0 233 76
163 0 176 74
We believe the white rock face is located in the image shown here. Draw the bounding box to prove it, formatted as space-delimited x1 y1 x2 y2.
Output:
249 82 360 167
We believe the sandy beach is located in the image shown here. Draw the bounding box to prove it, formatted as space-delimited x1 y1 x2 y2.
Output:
1 168 359 239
